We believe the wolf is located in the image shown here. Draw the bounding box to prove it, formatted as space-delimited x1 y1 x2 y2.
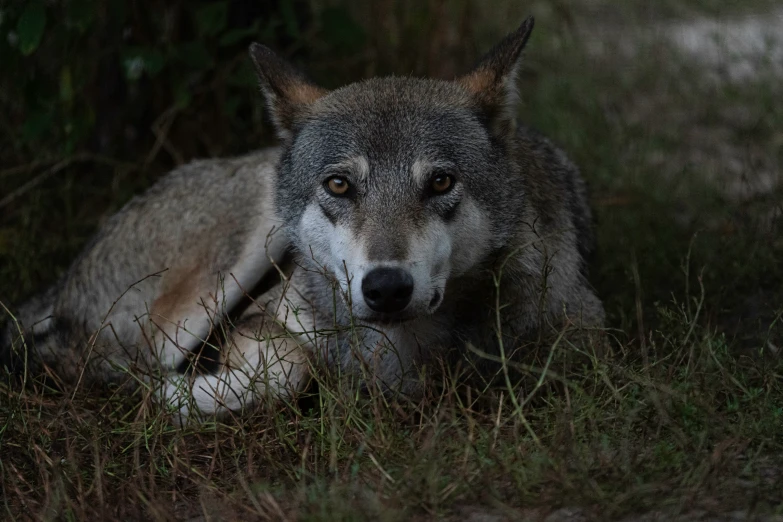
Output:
1 17 604 423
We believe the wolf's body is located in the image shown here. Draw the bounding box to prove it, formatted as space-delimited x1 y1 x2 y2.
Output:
2 149 287 386
2 18 604 423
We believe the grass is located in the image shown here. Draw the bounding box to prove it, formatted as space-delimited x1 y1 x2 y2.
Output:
1 1 782 520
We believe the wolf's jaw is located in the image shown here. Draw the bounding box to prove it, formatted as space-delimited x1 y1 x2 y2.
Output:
353 314 420 326
352 301 445 326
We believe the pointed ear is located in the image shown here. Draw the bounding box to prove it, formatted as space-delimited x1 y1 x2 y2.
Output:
457 17 534 139
249 43 328 140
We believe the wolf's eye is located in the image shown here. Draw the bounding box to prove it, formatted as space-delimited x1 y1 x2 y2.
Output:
430 172 454 194
325 176 350 196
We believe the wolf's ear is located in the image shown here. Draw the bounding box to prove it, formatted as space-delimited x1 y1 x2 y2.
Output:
457 17 534 139
249 43 328 140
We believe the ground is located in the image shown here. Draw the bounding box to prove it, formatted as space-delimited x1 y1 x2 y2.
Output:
1 2 782 520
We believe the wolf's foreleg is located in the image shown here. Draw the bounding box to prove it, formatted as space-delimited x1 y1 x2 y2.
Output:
161 311 309 424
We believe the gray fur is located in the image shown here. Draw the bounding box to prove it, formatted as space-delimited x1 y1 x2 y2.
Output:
2 17 604 422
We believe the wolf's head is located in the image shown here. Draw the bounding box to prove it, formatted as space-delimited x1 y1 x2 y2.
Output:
250 18 534 324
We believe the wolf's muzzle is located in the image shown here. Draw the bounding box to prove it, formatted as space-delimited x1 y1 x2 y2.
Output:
361 267 414 314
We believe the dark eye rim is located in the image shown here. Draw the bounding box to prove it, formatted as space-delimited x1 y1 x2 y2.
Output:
427 170 457 196
324 175 352 197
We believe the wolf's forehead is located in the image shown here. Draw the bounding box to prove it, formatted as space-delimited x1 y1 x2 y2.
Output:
298 82 486 167
326 76 473 110
299 113 479 173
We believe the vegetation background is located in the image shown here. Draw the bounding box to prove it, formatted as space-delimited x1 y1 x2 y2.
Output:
1 0 781 520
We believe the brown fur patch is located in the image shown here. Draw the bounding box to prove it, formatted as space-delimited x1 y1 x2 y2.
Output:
454 17 534 127
272 83 328 133
286 83 327 107
457 69 497 98
249 43 329 135
151 264 213 330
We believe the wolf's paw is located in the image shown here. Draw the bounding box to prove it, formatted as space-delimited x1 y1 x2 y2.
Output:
160 375 193 427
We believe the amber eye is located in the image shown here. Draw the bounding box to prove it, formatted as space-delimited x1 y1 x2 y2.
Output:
430 172 454 194
325 176 350 196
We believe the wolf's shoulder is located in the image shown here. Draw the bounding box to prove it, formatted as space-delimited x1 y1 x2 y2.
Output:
514 125 595 260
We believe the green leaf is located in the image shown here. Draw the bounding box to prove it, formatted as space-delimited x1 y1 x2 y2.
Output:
320 8 365 54
142 50 166 77
173 84 192 109
67 0 96 33
223 96 241 119
218 21 261 47
21 109 53 142
122 47 166 80
107 0 128 26
226 61 257 88
123 56 144 81
280 0 300 39
59 66 74 103
63 107 95 154
17 0 47 56
176 41 214 70
194 2 228 38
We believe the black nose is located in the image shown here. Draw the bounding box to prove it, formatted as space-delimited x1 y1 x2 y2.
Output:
361 267 414 314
